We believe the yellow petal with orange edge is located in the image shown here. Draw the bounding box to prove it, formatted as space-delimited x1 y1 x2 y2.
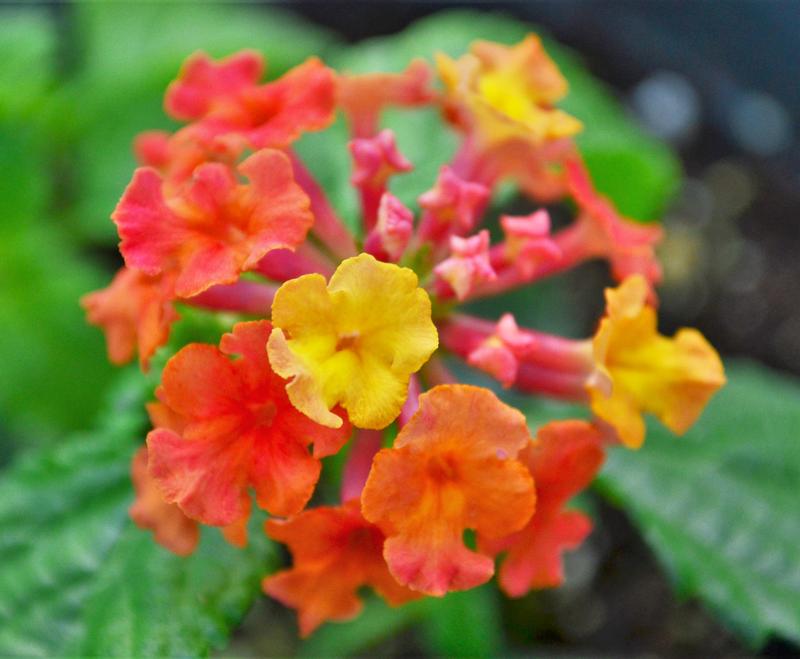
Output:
268 253 438 430
587 275 725 448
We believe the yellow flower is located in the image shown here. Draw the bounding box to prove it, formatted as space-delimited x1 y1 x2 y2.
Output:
267 253 438 429
587 275 725 448
437 35 582 149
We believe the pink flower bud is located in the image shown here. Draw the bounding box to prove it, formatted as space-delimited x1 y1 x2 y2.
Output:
434 230 497 300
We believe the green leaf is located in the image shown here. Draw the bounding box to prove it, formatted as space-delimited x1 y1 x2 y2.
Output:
0 14 120 442
0 371 276 656
0 8 55 119
419 584 505 658
596 361 800 648
0 119 116 442
59 3 339 243
318 9 679 223
555 49 682 220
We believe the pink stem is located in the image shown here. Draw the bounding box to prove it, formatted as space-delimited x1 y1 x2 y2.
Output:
441 222 595 302
360 184 384 233
289 152 358 260
255 243 335 281
398 375 421 427
348 114 379 140
514 362 589 401
341 429 384 502
186 280 278 315
440 314 594 373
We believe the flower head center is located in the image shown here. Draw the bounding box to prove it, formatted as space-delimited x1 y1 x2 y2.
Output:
335 331 361 352
249 400 278 427
427 452 460 483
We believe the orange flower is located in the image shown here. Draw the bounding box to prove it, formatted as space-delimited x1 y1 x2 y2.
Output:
113 148 313 299
166 52 336 150
587 276 726 448
146 321 351 528
361 385 536 596
479 420 604 596
129 446 199 556
141 401 250 548
263 500 419 637
81 267 178 369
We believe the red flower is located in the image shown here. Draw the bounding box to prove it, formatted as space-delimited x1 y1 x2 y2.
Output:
165 50 264 122
133 125 240 189
146 321 351 528
113 148 313 299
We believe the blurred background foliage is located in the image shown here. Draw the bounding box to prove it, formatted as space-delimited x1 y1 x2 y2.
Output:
0 3 797 657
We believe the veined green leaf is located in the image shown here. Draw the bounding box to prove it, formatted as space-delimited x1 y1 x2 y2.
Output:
595 362 800 648
0 371 277 656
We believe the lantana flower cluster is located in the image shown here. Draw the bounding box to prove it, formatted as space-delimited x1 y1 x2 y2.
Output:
84 36 726 637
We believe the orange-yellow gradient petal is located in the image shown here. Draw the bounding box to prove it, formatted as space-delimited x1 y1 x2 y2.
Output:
361 385 536 596
267 253 438 429
587 275 726 448
263 501 420 637
437 35 582 149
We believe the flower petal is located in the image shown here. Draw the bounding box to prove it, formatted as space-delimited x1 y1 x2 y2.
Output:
362 385 536 595
129 446 199 556
587 276 726 448
270 254 438 429
263 501 418 637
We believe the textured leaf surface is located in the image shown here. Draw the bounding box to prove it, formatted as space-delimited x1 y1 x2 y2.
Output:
0 373 276 657
596 362 800 648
